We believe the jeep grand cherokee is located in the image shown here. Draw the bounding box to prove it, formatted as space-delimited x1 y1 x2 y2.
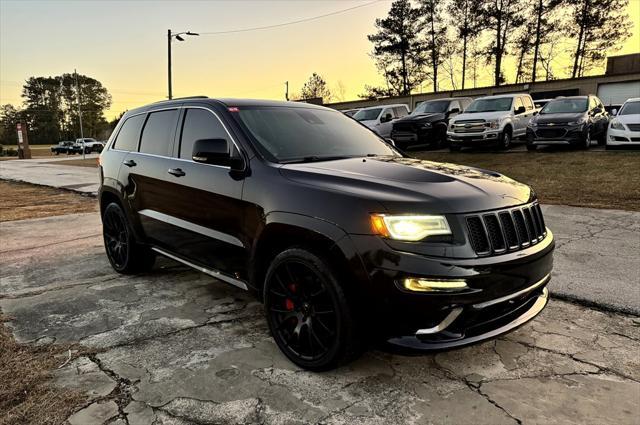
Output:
99 97 554 370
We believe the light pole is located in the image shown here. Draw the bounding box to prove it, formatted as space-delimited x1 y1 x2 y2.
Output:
167 29 199 100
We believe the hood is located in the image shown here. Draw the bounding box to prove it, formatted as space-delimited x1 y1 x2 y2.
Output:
453 111 510 122
535 112 586 123
395 113 444 124
615 113 640 124
279 156 534 214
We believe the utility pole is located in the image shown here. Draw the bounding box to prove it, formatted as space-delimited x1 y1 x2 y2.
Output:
74 69 85 160
168 29 173 100
285 81 289 101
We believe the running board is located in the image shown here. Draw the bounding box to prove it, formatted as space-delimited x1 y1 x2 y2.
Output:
151 247 248 291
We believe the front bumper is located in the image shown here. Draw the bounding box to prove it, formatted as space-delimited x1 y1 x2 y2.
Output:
447 130 501 146
347 229 554 350
607 127 640 146
527 124 585 145
391 128 435 146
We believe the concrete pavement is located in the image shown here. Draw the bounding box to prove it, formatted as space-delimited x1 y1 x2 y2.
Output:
1 213 638 425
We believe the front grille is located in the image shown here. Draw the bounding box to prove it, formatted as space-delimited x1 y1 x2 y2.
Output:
536 128 566 138
627 123 640 132
452 120 485 134
393 122 416 132
466 203 547 256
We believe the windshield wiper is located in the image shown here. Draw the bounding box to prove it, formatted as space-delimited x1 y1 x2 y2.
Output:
280 155 353 164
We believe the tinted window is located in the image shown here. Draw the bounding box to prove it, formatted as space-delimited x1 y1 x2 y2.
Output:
353 108 382 121
237 107 397 163
523 96 534 110
113 114 145 151
619 101 640 115
180 108 229 159
413 100 449 114
540 99 588 114
139 110 179 156
449 101 461 111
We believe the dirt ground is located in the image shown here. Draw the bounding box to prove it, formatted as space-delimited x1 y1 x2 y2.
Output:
0 180 97 222
43 158 99 168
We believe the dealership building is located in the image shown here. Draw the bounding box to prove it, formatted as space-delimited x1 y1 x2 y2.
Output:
326 53 640 111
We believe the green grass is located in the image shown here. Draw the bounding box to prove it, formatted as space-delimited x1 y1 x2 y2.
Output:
413 151 640 211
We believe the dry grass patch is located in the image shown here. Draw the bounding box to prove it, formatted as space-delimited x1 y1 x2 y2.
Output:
414 151 640 211
0 315 89 425
0 180 97 222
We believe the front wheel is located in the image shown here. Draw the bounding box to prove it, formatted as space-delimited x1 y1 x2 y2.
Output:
102 202 155 274
449 144 461 152
499 129 512 150
264 248 362 371
581 129 591 150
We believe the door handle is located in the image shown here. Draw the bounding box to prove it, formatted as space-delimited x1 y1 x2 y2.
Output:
168 168 186 177
123 159 136 167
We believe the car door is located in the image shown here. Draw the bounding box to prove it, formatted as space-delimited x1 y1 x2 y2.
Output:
522 96 536 126
159 105 248 278
512 97 527 136
118 107 182 248
378 107 395 137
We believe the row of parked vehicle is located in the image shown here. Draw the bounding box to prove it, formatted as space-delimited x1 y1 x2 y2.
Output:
51 138 106 155
345 95 640 151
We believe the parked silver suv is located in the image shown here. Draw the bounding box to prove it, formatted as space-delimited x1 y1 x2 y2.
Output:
447 93 536 151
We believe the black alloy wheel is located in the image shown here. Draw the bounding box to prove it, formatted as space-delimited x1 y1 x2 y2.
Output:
582 129 591 150
264 248 360 370
102 202 155 274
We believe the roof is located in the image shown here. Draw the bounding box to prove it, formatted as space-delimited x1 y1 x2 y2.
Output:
357 103 409 110
479 93 530 99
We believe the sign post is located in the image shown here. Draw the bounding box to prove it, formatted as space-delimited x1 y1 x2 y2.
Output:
16 123 32 159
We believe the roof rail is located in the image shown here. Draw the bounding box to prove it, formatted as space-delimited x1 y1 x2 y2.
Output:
152 96 209 104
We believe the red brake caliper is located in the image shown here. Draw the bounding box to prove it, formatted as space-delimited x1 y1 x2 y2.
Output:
285 284 297 311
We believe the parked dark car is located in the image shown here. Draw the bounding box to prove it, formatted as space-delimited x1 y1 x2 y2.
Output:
391 98 472 149
51 141 75 155
526 95 609 150
99 97 554 370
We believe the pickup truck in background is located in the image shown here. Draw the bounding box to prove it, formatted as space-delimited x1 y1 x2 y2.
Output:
74 138 105 153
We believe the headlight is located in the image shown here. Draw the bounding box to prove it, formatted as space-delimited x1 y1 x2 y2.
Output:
529 119 538 127
421 122 432 129
610 119 626 131
371 214 451 241
568 117 587 125
485 119 500 129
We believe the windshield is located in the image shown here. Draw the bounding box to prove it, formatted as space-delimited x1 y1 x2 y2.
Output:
541 99 588 114
619 101 640 115
236 106 398 163
353 108 382 121
413 100 449 114
465 98 513 113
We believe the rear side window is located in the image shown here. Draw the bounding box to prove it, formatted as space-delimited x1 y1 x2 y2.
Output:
394 106 408 117
112 115 144 151
139 109 179 156
523 96 534 110
449 101 461 111
514 97 525 112
179 108 229 159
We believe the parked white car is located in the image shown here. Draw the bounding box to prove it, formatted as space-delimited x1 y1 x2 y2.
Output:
447 93 536 151
607 98 640 149
352 104 410 138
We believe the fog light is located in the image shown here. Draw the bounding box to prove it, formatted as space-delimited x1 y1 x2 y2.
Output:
403 278 468 292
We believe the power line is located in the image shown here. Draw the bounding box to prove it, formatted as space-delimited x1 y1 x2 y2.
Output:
196 0 383 35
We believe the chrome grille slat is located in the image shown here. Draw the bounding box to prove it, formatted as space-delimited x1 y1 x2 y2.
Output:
466 203 547 256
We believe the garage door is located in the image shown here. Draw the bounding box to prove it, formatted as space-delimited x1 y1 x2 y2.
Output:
597 81 640 106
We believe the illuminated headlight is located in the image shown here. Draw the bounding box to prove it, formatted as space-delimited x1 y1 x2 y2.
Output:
610 119 626 131
403 278 468 292
371 214 451 241
485 119 500 129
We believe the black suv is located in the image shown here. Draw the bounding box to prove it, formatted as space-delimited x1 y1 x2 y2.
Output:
391 97 472 149
99 97 554 370
526 95 609 150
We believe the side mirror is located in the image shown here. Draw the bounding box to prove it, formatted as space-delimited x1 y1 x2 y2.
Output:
611 108 618 116
385 138 396 147
381 113 393 123
449 108 460 114
515 106 526 115
192 138 230 166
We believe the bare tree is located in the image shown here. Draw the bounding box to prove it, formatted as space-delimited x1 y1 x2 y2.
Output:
449 0 486 89
419 0 448 92
530 0 564 82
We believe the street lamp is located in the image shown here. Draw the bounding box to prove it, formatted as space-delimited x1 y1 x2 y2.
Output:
167 30 199 100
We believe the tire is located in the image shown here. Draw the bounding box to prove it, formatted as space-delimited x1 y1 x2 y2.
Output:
434 125 447 148
499 128 512 150
596 131 606 146
581 129 591 150
449 144 461 152
102 202 155 274
263 248 362 371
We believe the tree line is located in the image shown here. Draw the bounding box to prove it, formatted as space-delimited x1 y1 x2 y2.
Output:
0 73 112 145
360 0 631 99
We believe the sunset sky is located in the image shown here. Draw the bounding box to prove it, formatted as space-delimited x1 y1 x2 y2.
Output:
1 0 639 119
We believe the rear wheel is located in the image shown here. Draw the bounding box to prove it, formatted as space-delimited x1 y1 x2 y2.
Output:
102 202 155 274
264 248 362 370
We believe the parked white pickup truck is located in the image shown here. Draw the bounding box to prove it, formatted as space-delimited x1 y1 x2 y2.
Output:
447 93 537 151
74 138 105 154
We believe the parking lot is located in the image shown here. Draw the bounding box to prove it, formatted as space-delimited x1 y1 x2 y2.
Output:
0 150 638 424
